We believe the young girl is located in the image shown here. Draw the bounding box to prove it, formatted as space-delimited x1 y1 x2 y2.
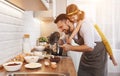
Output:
66 4 117 66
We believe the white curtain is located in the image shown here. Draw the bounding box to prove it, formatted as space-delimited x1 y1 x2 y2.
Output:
67 0 120 73
114 0 120 49
69 0 120 49
96 0 120 49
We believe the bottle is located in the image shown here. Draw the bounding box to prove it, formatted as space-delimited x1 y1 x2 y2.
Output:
23 34 31 54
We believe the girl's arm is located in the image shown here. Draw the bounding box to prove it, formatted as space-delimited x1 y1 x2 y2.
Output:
67 21 82 44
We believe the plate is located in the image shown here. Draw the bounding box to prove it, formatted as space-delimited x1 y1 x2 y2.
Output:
24 63 42 69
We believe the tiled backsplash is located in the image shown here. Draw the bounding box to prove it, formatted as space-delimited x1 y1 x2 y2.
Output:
0 1 41 64
0 1 24 64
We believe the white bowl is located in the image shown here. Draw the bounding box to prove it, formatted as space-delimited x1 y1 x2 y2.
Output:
44 61 50 66
39 55 44 59
24 56 39 63
3 61 22 71
33 52 44 59
25 63 42 69
33 51 42 56
34 46 45 51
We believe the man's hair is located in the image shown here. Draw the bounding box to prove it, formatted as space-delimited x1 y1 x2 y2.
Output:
54 14 69 23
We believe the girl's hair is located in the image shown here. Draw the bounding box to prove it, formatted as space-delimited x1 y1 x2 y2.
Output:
66 4 85 21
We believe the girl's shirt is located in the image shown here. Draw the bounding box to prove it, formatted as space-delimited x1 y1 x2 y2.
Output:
74 18 102 48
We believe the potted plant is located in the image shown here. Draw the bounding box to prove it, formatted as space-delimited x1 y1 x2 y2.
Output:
38 37 48 46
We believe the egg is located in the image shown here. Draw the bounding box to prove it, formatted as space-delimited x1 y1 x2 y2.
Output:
44 61 50 66
51 62 57 69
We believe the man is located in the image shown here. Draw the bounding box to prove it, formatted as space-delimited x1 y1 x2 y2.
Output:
54 14 107 76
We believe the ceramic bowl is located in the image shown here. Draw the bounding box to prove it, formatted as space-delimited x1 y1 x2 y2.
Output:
3 61 22 71
24 56 39 63
34 46 45 51
33 51 44 59
50 56 60 63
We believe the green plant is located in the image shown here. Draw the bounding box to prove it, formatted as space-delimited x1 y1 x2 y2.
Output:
38 37 48 42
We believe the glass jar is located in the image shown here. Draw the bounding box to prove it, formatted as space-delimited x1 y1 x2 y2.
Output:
23 34 31 54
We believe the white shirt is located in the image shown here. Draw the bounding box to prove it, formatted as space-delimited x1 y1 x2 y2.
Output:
74 18 102 48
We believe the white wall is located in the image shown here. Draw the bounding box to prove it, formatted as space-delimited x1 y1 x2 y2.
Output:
0 1 41 65
56 0 67 16
40 22 58 37
0 0 24 64
23 11 41 48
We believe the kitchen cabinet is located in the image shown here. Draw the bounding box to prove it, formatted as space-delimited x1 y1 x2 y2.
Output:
34 0 67 22
6 0 47 11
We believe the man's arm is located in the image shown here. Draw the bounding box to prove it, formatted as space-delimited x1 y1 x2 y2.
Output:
61 43 93 52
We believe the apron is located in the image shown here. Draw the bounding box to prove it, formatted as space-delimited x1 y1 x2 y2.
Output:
74 32 108 76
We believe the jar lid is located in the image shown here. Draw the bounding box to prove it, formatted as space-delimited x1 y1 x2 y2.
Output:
24 34 30 38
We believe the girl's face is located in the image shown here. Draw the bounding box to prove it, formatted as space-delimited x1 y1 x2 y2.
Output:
68 14 78 23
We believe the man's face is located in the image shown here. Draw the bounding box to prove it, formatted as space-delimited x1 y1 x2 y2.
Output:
56 20 71 34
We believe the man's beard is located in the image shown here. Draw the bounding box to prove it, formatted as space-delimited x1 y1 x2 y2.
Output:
64 25 71 35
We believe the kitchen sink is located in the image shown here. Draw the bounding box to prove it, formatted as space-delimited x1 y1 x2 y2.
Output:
7 72 69 76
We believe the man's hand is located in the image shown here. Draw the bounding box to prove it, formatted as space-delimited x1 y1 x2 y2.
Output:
65 35 72 44
60 43 72 52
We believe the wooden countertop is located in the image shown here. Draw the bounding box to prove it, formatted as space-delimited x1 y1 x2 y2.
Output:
0 56 77 76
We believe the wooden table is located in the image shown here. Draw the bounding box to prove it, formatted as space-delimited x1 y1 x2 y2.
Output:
0 56 77 76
